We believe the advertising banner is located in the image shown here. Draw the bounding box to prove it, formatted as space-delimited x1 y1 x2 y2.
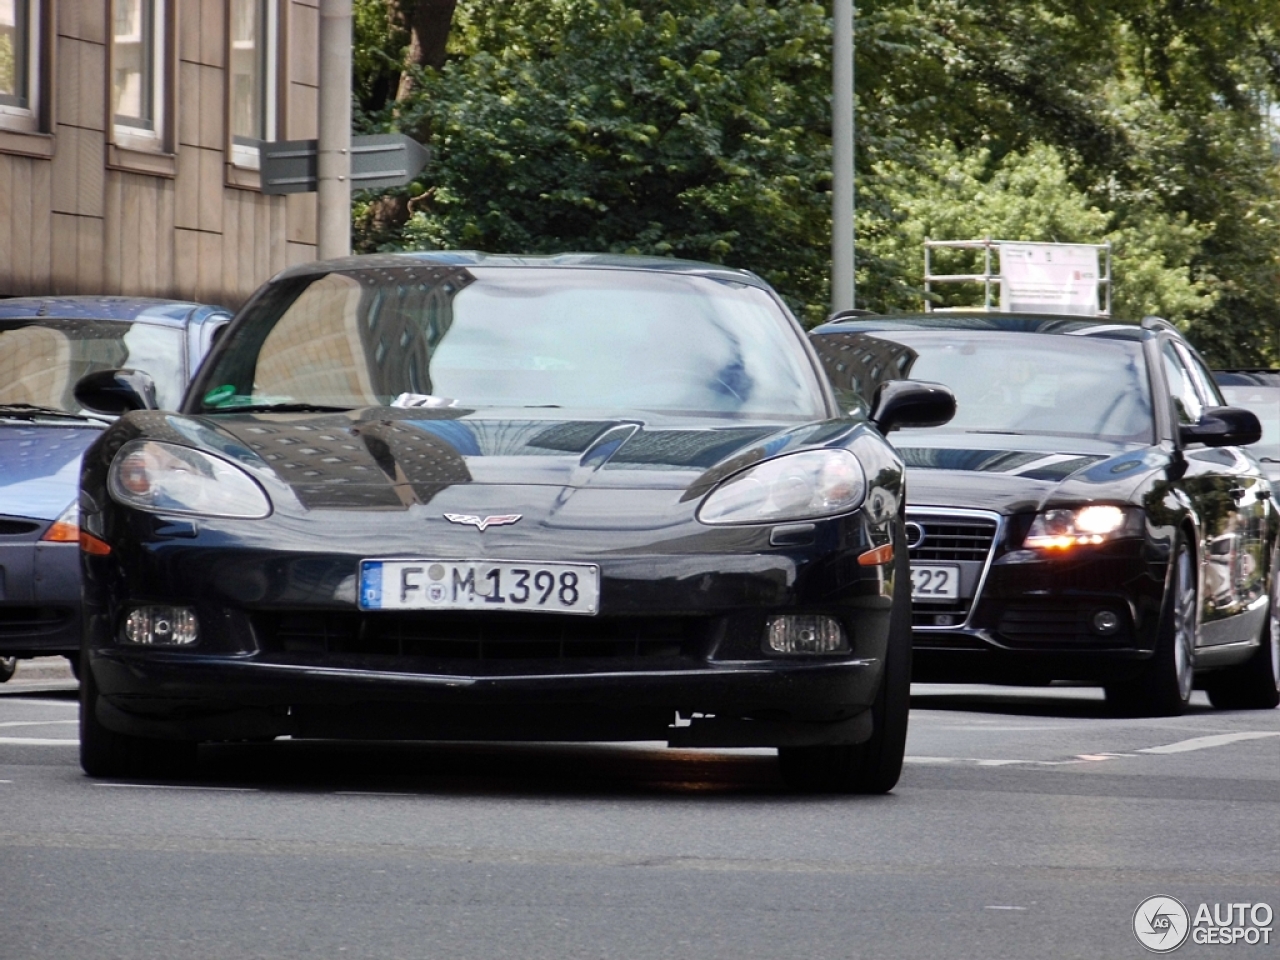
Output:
999 243 1100 316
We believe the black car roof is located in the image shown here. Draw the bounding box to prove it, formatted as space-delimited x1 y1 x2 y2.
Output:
812 311 1175 343
271 251 772 290
1212 369 1280 387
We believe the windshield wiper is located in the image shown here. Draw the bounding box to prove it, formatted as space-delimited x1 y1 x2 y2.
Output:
0 403 112 424
211 402 353 414
964 429 1023 435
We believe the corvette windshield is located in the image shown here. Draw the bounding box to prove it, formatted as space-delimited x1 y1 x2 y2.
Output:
198 265 826 418
0 319 186 413
870 331 1154 442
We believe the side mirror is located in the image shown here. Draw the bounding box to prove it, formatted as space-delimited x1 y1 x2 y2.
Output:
1179 405 1262 448
869 380 956 433
74 369 159 415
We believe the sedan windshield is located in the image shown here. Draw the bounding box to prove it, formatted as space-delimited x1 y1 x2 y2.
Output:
860 331 1154 442
197 265 827 419
0 319 187 414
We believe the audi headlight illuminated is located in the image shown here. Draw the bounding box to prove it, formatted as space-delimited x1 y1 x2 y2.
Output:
108 440 271 519
1024 505 1138 550
698 449 867 525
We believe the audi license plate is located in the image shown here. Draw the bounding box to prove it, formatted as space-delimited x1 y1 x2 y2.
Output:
910 563 960 601
359 559 600 614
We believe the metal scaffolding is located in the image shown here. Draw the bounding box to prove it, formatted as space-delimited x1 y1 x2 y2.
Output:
923 238 1112 316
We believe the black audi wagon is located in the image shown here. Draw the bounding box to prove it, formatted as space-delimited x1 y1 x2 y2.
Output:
811 313 1278 716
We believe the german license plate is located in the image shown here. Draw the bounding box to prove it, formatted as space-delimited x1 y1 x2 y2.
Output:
359 559 600 615
911 563 960 601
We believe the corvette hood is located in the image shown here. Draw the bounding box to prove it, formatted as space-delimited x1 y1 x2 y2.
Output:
140 409 861 511
896 432 1166 515
0 424 104 520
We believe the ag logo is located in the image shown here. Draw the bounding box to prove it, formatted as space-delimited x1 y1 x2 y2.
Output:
1133 896 1190 953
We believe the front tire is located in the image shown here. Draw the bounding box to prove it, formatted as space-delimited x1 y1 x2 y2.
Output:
778 526 912 794
1107 540 1197 717
79 654 197 779
0 657 16 683
1204 573 1280 710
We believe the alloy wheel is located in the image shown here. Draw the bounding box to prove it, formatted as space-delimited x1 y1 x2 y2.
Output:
1173 549 1197 703
1270 585 1280 691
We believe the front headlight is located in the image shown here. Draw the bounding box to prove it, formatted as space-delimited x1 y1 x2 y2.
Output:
40 502 80 543
1024 505 1138 550
108 440 271 519
697 449 867 525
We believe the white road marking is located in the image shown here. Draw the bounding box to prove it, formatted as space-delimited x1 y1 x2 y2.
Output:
1137 731 1280 754
0 720 77 729
906 732 1280 768
931 725 1074 733
0 737 76 746
93 783 258 792
905 754 1121 767
984 906 1028 911
0 700 77 709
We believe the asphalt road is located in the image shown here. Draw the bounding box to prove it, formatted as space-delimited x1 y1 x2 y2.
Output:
0 658 1276 960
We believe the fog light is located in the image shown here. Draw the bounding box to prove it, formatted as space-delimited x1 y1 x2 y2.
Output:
1092 610 1121 636
123 606 199 646
764 615 849 655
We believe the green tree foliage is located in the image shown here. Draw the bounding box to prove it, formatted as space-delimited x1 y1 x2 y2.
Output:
862 141 1212 321
353 0 407 122
362 0 837 323
354 0 1280 360
855 0 1280 359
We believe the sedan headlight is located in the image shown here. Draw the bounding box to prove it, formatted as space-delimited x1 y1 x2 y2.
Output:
698 449 867 525
40 502 80 543
1024 505 1138 550
108 440 271 519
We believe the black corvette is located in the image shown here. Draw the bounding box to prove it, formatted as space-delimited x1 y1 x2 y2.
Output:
810 313 1279 716
74 253 953 792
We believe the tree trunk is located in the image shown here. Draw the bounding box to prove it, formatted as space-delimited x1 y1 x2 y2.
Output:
357 0 458 252
392 0 459 101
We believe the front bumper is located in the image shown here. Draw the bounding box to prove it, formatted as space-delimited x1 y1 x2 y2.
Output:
89 648 882 746
909 516 1167 683
0 535 81 657
84 528 898 747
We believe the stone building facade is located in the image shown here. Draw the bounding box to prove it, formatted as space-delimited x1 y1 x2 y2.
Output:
0 0 320 309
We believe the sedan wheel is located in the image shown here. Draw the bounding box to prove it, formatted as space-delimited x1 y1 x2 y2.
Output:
1205 568 1280 710
0 657 16 683
1107 542 1197 717
1172 550 1197 703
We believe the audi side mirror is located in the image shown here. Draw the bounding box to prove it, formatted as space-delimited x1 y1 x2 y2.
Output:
869 380 956 434
1179 406 1262 448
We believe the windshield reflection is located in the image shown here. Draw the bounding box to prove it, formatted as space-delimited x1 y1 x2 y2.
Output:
0 319 186 414
203 266 826 419
852 331 1154 442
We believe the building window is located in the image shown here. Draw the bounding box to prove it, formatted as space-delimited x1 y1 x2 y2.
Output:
229 0 278 168
112 0 169 148
0 0 42 132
